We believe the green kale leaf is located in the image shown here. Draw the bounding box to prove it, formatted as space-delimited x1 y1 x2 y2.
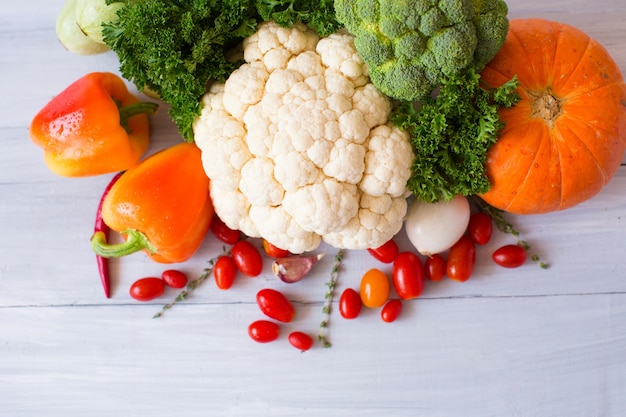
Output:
392 68 520 203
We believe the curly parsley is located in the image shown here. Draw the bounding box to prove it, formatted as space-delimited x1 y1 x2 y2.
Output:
255 0 342 37
103 0 259 142
392 68 520 203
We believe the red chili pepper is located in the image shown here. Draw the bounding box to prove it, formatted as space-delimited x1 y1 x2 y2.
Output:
94 172 124 298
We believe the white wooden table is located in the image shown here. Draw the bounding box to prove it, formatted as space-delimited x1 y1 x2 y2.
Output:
2 1 626 416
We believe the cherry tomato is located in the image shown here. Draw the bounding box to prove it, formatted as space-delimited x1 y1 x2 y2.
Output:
231 240 263 277
446 235 476 282
161 269 188 289
392 251 424 300
288 331 314 351
339 288 362 319
210 215 241 245
248 320 280 343
256 288 295 323
214 255 237 290
367 239 399 263
425 254 447 281
129 277 165 302
492 244 527 268
381 299 403 323
468 212 493 245
359 268 390 308
262 239 291 258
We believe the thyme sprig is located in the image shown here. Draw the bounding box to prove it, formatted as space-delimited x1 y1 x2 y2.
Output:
319 249 344 348
153 251 225 318
472 197 549 269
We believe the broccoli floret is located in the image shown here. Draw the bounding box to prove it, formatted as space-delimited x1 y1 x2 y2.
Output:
334 0 509 101
472 0 509 68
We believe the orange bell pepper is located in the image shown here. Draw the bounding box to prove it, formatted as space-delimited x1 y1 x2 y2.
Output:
29 72 158 177
91 142 214 263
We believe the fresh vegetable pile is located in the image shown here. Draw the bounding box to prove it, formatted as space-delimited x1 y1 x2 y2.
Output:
29 0 626 349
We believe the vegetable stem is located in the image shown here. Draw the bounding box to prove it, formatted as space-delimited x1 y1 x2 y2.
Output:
118 101 159 133
319 249 344 348
91 228 158 258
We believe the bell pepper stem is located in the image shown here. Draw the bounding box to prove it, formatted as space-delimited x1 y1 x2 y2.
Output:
119 101 159 133
91 228 158 258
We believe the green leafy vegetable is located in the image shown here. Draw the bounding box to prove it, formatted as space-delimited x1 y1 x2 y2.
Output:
392 68 520 203
255 0 342 36
102 0 343 141
103 0 259 142
333 0 510 102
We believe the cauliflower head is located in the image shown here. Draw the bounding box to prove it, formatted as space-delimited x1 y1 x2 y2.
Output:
194 21 414 253
333 0 509 101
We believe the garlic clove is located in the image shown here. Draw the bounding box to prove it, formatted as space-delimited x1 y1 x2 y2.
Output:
272 253 325 283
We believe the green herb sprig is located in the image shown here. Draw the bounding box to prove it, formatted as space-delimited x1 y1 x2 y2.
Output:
153 253 223 318
318 249 344 348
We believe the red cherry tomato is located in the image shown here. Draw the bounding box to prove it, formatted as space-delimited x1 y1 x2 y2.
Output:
161 269 188 289
210 215 241 244
468 212 493 245
446 235 476 282
492 244 527 268
359 268 390 308
381 299 403 323
288 331 314 351
129 277 165 302
425 254 446 281
392 251 424 300
262 239 291 258
367 239 399 263
339 288 362 319
214 255 237 290
248 320 280 343
256 288 295 323
231 240 263 277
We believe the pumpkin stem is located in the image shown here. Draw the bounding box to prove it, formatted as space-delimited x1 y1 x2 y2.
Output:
530 90 563 126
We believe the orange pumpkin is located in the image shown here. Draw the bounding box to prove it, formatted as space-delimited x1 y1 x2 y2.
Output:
479 18 626 214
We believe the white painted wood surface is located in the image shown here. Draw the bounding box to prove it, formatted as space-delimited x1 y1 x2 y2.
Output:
2 1 626 416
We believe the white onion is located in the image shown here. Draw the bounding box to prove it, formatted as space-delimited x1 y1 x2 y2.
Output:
405 195 470 256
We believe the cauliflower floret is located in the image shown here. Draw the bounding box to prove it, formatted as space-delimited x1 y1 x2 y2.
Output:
194 21 414 253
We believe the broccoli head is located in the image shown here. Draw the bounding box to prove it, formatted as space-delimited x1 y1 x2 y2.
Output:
334 0 509 101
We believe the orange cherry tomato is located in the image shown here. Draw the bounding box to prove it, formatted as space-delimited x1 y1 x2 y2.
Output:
359 268 390 308
392 251 424 300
